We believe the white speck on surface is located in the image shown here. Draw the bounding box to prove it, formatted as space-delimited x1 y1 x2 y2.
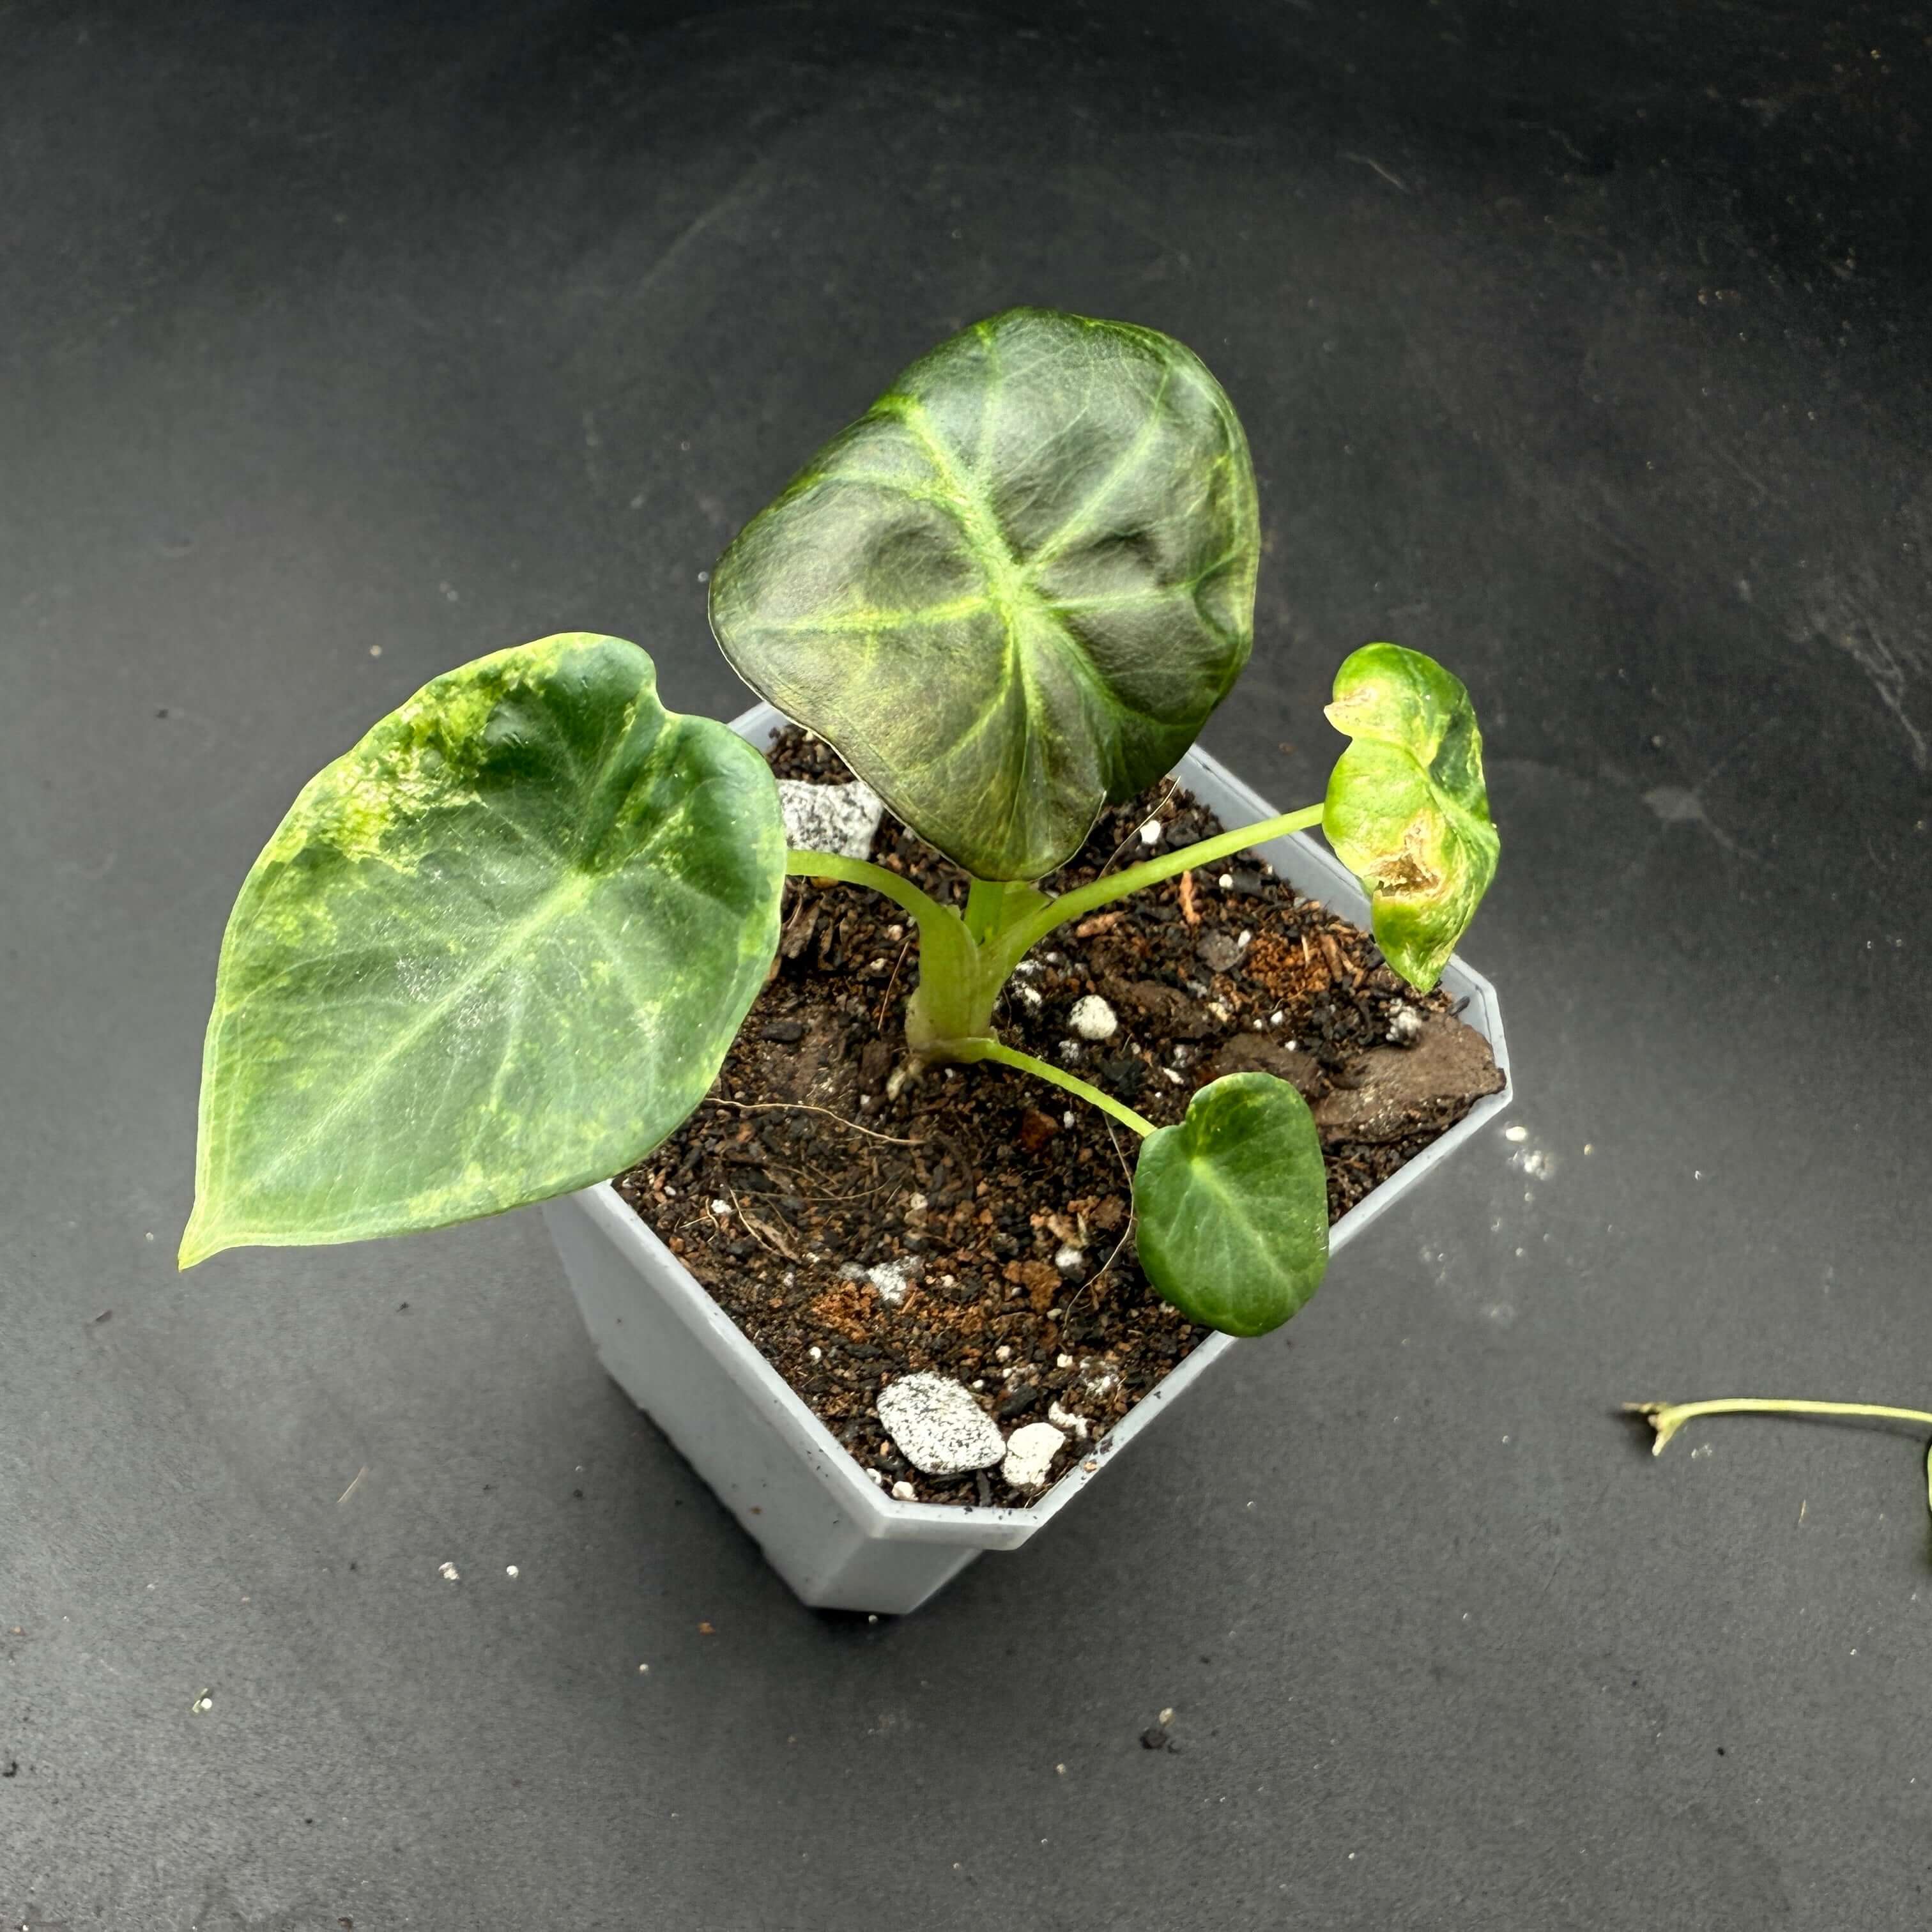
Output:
1061 1110 1075 1130
710 1198 732 1219
1081 1359 1121 1397
1048 1400 1090 1440
1584 1142 1595 1154
1053 1244 1084 1275
908 1194 928 1213
776 778 886 860
1505 1124 1528 1142
1002 1422 1067 1491
1015 983 1044 1008
505 1565 519 1578
885 1066 909 1100
1158 1706 1175 1725
995 1344 1012 1361
369 643 383 657
1058 1039 1082 1063
192 1690 213 1714
1044 952 1062 965
1139 819 1162 847
1270 1009 1285 1027
1218 873 1234 889
891 1480 918 1501
1070 994 1118 1041
1236 929 1252 948
1056 1353 1075 1370
638 1663 650 1673
1014 959 1043 976
1161 1066 1184 1085
808 1344 822 1361
864 1466 885 1487
867 1259 919 1307
438 1561 461 1583
1386 1002 1424 1044
876 1373 1006 1474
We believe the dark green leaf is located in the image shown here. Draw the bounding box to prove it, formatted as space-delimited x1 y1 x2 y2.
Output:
710 308 1259 880
1132 1073 1330 1337
181 634 784 1266
1322 643 1499 993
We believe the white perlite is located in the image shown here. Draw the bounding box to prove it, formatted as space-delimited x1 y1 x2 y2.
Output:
777 778 885 860
1048 1400 1091 1441
1069 994 1118 1041
876 1373 1006 1475
866 1259 919 1307
1002 1421 1067 1491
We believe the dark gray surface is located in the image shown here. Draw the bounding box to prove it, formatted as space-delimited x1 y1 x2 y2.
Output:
5 3 1931 1926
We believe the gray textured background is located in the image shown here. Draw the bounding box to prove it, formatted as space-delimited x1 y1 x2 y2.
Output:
4 3 1930 1926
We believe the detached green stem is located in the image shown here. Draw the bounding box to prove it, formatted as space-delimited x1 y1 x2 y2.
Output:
1629 1398 1932 1514
947 1038 1157 1138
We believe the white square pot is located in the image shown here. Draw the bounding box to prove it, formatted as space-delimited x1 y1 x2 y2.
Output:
542 703 1512 1613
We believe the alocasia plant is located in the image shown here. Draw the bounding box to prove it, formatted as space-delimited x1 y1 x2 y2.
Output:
181 307 1499 1341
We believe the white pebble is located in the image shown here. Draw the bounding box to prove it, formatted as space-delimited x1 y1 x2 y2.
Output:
1505 1124 1528 1143
891 1481 918 1502
1048 1400 1091 1441
1160 1067 1184 1085
1002 1422 1068 1491
776 777 886 860
1061 1110 1075 1130
1055 1353 1075 1370
1053 1245 1084 1275
1271 1009 1285 1026
1218 873 1234 889
438 1562 461 1583
866 1259 919 1307
876 1373 1006 1475
1138 819 1162 847
1015 983 1044 1008
1070 994 1118 1041
710 1198 732 1219
1386 1003 1424 1045
1236 930 1252 947
505 1565 520 1579
808 1345 822 1361
864 1466 886 1487
995 1344 1013 1362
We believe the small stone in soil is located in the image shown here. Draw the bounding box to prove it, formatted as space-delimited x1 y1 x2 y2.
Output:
776 777 885 859
876 1373 1006 1475
1070 993 1119 1041
1140 1724 1170 1751
1002 1420 1067 1490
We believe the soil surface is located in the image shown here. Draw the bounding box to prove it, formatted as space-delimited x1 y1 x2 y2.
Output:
616 730 1504 1506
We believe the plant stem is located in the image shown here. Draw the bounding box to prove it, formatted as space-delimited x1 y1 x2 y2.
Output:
784 849 953 928
947 1037 1157 1138
991 803 1326 976
1628 1397 1932 1454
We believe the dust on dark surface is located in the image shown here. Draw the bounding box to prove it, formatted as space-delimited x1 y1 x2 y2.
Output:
616 728 1503 1505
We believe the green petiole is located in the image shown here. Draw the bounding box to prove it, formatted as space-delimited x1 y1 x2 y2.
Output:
947 1038 1157 1138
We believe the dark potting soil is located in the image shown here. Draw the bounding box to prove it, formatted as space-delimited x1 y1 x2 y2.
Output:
615 729 1504 1506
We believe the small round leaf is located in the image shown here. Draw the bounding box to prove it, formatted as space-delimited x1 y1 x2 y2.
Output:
709 307 1259 881
1322 643 1499 993
181 634 785 1266
1132 1073 1330 1337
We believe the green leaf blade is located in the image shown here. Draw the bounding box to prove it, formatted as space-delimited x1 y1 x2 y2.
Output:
710 309 1260 881
1131 1073 1330 1338
1321 643 1499 993
181 634 785 1266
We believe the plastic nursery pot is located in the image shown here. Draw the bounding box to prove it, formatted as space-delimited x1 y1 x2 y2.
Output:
542 702 1514 1615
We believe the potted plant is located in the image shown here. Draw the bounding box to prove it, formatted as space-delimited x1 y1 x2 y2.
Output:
181 309 1510 1613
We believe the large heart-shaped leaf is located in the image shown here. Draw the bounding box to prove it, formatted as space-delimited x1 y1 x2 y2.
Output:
1322 643 1498 993
180 634 784 1267
709 307 1260 881
1132 1073 1330 1337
